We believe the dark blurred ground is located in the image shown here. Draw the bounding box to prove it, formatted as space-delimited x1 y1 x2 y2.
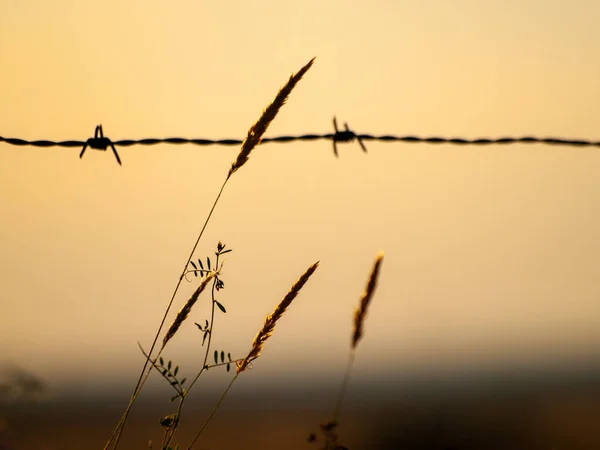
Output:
2 365 600 450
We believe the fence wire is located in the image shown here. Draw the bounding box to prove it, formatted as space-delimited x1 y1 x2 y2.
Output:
2 133 600 148
2 121 600 165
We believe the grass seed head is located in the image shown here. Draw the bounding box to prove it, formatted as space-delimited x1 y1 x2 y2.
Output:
352 252 384 349
228 57 315 177
162 272 216 349
236 261 319 374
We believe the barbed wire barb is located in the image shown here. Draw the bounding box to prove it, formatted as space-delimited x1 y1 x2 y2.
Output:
332 116 367 157
79 125 121 165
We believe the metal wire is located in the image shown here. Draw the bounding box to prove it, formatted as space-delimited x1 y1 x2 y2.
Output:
3 117 600 167
2 133 600 148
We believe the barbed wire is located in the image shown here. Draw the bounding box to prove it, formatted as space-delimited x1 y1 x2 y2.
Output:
2 118 599 165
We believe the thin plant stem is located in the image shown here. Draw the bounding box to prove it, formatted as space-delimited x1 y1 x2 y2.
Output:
188 254 221 392
161 424 172 450
186 373 240 450
136 343 184 396
332 349 356 425
165 252 222 448
106 177 230 450
202 359 243 370
136 344 184 449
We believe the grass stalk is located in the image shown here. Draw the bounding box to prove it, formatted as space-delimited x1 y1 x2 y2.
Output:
187 261 319 449
316 252 384 450
186 373 239 450
164 253 223 448
106 57 315 450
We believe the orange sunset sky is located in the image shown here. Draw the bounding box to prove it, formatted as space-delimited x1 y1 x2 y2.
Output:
1 0 600 400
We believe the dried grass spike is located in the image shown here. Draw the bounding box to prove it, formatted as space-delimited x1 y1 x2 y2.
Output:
352 252 384 349
237 261 319 374
162 272 216 349
228 57 316 177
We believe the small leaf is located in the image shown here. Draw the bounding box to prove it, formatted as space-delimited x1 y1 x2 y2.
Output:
216 302 226 313
174 366 179 376
195 322 203 330
159 357 164 366
214 350 218 364
226 363 230 372
220 351 225 363
168 360 172 370
180 377 186 385
162 369 168 376
202 331 208 346
190 261 197 270
207 257 211 270
205 319 209 328
170 393 180 402
220 249 232 254
228 353 231 361
198 259 204 270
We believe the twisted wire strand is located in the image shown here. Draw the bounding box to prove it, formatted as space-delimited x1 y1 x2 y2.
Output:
1 133 599 149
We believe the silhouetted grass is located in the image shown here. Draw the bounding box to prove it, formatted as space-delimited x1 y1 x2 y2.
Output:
99 56 387 450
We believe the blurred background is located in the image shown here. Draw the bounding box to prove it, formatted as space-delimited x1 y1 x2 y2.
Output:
1 1 600 448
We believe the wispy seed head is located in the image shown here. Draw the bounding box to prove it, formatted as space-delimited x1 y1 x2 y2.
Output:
228 57 315 178
236 261 319 374
352 252 384 349
162 272 216 349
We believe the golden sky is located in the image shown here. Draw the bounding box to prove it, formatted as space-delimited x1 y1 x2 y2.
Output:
1 0 600 394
